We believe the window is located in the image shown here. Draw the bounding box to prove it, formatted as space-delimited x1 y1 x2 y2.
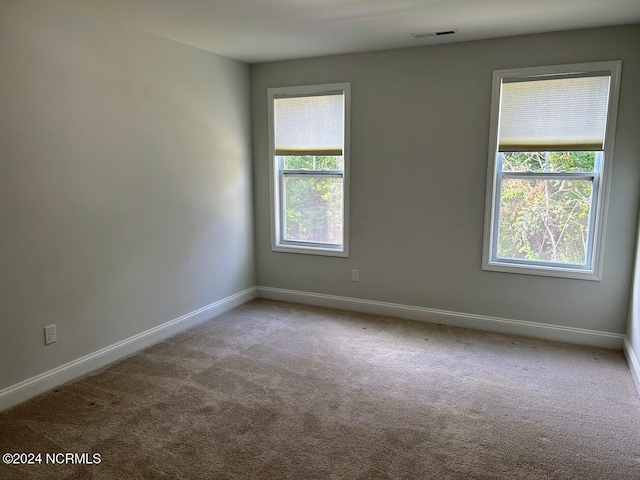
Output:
483 61 621 280
268 83 350 256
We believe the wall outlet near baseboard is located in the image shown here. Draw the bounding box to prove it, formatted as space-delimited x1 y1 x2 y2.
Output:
351 269 360 282
44 325 57 345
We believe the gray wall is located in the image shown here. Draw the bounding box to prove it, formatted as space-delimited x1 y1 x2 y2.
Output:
0 1 254 390
627 209 640 378
251 25 640 335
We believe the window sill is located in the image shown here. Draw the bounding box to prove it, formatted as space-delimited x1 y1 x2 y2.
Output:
272 244 349 258
482 260 600 281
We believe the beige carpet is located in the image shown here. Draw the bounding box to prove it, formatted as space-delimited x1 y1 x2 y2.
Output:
1 299 639 479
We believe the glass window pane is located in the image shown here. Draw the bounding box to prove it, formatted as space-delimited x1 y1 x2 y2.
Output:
497 178 593 265
284 176 343 245
501 152 596 173
283 156 343 171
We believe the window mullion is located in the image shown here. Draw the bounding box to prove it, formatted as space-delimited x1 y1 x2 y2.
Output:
585 169 601 268
282 170 343 177
500 172 596 181
279 168 286 244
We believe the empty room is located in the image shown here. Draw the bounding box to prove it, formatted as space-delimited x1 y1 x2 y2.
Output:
2 0 640 478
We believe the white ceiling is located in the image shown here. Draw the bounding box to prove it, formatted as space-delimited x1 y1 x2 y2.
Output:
63 0 640 63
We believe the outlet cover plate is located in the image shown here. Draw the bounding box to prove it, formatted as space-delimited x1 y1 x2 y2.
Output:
44 325 57 345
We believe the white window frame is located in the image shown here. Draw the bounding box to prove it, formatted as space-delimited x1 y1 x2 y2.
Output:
268 83 351 257
482 61 622 280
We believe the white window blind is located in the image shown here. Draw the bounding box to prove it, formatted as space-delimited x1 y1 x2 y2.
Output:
274 93 344 156
498 75 611 151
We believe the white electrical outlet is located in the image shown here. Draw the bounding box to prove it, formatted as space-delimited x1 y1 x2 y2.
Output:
44 324 57 345
351 269 360 282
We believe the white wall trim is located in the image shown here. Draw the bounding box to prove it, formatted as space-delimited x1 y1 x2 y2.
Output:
257 286 624 349
623 337 640 397
0 287 257 412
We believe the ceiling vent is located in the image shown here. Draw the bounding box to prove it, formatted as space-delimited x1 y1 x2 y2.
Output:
411 29 456 39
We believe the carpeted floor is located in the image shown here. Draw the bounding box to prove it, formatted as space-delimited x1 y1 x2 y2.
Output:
1 299 639 479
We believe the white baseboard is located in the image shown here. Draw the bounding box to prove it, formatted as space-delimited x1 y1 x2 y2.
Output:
257 286 624 349
623 337 640 397
0 287 257 412
2 285 628 412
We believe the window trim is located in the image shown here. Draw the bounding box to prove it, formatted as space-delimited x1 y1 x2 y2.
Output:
268 83 351 257
482 61 622 281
